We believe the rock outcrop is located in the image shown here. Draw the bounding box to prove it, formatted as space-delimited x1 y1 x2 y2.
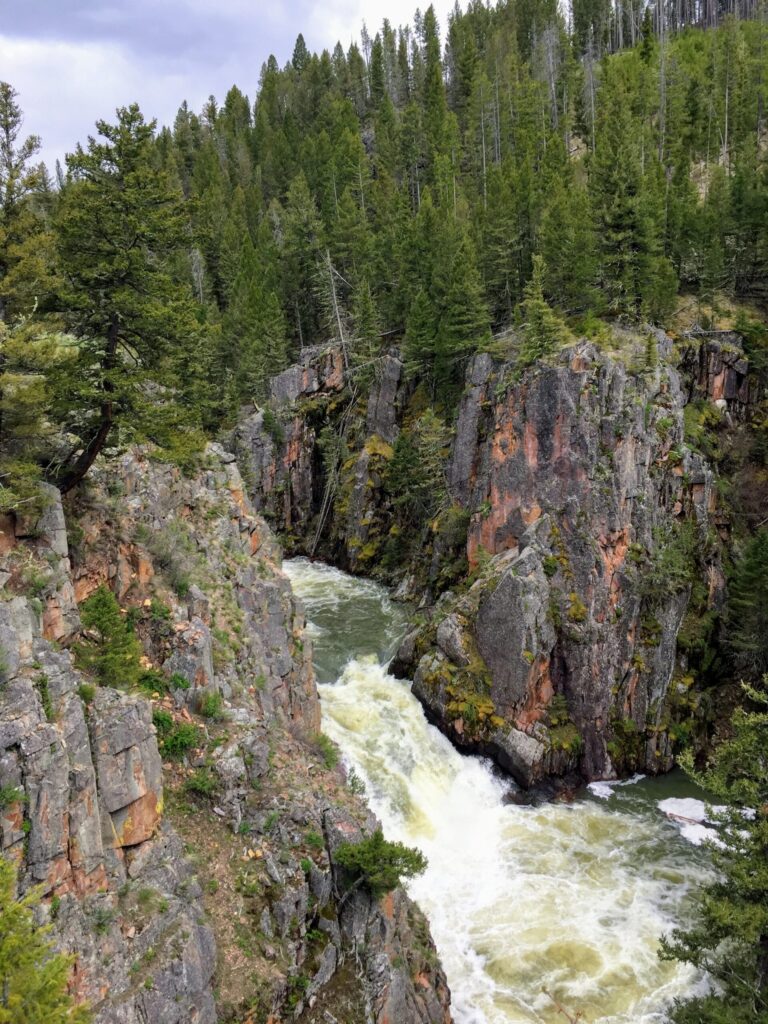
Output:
398 334 728 786
0 490 216 1024
0 445 451 1023
235 329 745 790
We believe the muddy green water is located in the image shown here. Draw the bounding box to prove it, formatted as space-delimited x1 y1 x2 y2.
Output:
284 557 710 1024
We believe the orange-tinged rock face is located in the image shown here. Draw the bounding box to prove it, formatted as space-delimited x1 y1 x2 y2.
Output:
110 790 161 847
325 348 345 390
515 657 553 729
229 485 246 514
43 598 66 641
0 514 17 553
523 418 539 469
598 527 630 609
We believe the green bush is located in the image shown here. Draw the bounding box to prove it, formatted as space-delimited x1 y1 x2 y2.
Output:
0 784 24 809
334 828 427 899
197 691 225 720
137 669 167 695
141 524 196 597
154 717 201 760
314 733 339 769
35 674 54 721
152 709 173 734
262 406 285 445
305 830 324 850
184 768 216 797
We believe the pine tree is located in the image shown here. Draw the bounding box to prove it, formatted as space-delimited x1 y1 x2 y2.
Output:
0 82 58 323
728 529 768 678
662 680 768 1024
280 173 324 350
403 286 438 378
334 828 428 899
369 34 386 110
292 34 310 73
350 277 382 383
432 215 490 388
538 176 599 313
480 164 524 325
0 856 90 1023
518 255 569 366
220 237 287 408
589 66 676 319
75 585 142 689
54 105 200 492
421 5 449 170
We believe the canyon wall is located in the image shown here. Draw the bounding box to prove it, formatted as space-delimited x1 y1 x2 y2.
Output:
0 446 451 1024
235 330 751 789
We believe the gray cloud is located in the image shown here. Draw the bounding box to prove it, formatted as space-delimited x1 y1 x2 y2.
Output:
1 1 455 170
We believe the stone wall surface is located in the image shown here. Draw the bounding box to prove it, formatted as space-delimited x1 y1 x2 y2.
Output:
0 444 451 1024
235 330 744 789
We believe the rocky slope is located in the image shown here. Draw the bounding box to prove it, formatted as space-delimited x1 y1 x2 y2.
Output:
234 329 752 789
0 446 451 1023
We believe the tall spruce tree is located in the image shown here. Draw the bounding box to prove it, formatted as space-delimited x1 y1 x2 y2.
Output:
662 680 768 1024
0 856 90 1023
54 104 199 492
518 255 569 366
0 82 57 323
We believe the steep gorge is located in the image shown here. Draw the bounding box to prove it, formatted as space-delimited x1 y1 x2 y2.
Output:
234 328 752 790
0 447 451 1023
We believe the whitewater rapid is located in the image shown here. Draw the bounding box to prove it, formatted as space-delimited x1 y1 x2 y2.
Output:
284 557 710 1024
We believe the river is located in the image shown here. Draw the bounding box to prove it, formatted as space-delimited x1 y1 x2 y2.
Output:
283 557 711 1024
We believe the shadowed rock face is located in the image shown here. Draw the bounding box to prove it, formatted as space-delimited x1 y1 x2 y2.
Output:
0 556 217 1024
0 446 452 1024
402 335 726 786
235 330 745 790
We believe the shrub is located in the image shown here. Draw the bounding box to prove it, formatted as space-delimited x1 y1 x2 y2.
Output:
334 828 427 899
137 669 167 695
314 733 339 769
0 784 24 809
567 592 588 623
184 769 216 798
542 555 559 578
35 674 54 721
152 709 173 734
155 718 201 760
437 504 471 548
197 691 225 720
262 406 285 445
141 523 196 597
77 683 96 704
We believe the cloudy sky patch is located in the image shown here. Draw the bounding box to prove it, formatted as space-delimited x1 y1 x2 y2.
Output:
2 1 456 169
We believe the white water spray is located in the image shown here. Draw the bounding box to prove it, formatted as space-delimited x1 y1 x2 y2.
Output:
285 558 709 1024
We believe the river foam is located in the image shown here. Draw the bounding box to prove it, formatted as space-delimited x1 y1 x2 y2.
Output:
285 558 710 1024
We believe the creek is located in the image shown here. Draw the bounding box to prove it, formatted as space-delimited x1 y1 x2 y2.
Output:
284 557 711 1024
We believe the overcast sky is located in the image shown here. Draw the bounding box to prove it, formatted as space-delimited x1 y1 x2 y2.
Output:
1 1 457 171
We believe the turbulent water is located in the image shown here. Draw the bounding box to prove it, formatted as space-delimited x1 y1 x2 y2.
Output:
284 557 711 1024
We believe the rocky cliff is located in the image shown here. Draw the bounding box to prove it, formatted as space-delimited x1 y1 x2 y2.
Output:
234 329 751 790
0 446 451 1023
